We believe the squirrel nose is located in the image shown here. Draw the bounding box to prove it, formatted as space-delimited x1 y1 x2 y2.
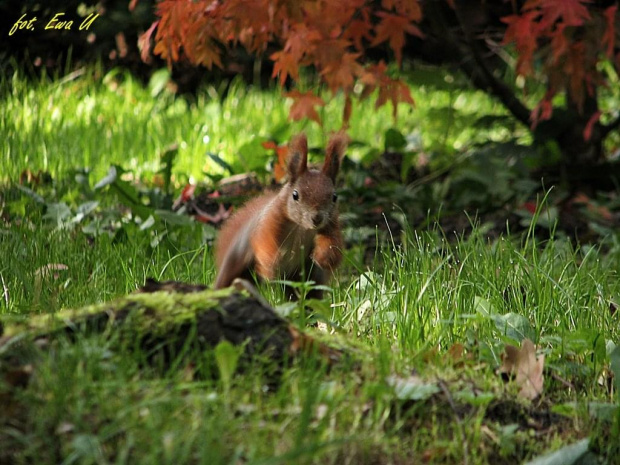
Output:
312 213 325 228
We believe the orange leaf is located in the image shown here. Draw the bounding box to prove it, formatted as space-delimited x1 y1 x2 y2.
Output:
262 141 289 182
343 12 373 51
372 12 424 65
181 183 195 202
525 0 591 29
381 0 423 22
285 90 326 125
270 50 301 85
502 11 542 76
321 52 363 92
138 21 158 64
549 24 569 64
193 38 223 70
271 24 323 85
376 78 414 119
359 61 388 99
261 141 277 150
530 91 555 128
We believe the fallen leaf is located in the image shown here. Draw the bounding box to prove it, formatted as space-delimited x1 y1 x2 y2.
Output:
172 183 196 210
194 203 229 224
500 338 545 400
447 343 468 366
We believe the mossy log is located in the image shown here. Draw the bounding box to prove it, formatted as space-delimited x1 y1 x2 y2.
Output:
0 280 335 378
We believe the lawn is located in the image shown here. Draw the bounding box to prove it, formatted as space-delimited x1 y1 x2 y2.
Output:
1 68 619 464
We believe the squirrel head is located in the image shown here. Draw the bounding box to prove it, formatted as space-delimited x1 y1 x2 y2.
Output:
284 132 347 231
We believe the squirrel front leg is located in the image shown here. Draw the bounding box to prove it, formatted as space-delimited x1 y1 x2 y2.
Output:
312 221 343 271
251 215 282 280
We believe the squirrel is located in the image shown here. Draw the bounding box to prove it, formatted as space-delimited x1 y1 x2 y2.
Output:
213 132 347 297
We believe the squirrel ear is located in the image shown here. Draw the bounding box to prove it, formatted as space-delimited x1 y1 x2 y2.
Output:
287 133 308 182
323 132 348 182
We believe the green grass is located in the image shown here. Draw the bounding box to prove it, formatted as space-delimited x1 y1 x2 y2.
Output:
1 66 515 183
1 68 620 464
3 214 620 464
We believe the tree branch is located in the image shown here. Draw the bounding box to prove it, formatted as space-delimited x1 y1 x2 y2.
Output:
451 4 532 127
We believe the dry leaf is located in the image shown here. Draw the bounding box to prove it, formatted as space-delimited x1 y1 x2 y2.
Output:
193 203 229 224
500 338 545 400
447 343 465 361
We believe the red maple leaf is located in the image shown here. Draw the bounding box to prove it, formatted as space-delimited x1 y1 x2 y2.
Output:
271 24 325 85
524 0 591 28
564 41 587 108
502 11 542 75
359 61 387 98
262 141 289 182
602 5 617 58
372 12 424 65
376 78 415 119
549 23 569 64
285 90 326 125
192 37 223 70
138 21 158 64
530 90 555 128
321 52 363 92
270 50 301 85
381 0 423 22
343 11 373 52
313 38 350 74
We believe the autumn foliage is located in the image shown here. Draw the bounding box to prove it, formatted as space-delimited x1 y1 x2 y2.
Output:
139 0 421 124
501 1 618 134
139 0 620 161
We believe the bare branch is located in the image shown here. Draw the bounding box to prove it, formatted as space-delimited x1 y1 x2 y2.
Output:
451 3 532 127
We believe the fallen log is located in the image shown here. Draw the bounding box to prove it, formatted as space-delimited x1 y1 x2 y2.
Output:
0 279 338 381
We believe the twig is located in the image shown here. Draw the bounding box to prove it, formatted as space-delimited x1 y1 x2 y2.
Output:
550 371 575 391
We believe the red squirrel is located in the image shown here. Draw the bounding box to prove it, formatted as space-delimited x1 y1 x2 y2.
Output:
213 133 346 295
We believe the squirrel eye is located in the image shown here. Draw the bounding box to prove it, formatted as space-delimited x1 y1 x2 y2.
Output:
332 192 338 202
292 190 299 201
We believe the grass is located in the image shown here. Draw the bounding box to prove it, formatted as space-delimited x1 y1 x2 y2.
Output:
1 65 516 183
1 68 620 464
